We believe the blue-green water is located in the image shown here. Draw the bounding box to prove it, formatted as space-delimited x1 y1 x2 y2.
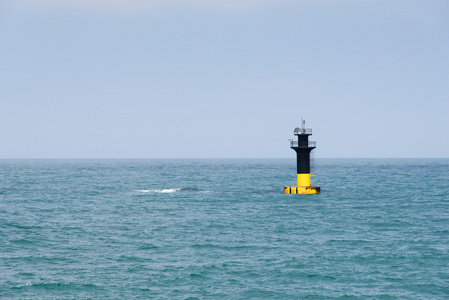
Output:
1 159 448 299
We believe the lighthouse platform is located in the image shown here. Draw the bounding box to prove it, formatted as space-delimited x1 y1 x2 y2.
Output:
284 186 320 194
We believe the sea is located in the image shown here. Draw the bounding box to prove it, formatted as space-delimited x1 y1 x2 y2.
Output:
1 158 448 299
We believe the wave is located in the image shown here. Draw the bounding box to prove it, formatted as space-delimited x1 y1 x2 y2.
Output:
13 282 97 289
135 187 205 194
136 188 181 193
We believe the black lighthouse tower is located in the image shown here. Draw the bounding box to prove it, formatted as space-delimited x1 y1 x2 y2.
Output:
284 119 320 194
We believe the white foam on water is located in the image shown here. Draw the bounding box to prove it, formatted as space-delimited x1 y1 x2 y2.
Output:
135 188 181 194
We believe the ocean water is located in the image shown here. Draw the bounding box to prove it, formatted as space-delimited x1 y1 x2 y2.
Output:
1 158 448 299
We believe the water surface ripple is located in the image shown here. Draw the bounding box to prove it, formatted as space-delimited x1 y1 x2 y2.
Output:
1 159 448 299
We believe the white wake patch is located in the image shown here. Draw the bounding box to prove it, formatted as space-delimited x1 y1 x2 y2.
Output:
136 188 181 194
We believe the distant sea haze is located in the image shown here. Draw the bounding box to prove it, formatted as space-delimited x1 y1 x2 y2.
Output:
1 158 448 298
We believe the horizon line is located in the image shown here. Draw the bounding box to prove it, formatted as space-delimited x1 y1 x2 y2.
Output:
0 157 447 160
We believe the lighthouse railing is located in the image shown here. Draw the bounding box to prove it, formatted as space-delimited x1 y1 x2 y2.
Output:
290 141 316 148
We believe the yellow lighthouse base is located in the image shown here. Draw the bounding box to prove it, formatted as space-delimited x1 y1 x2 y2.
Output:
284 186 320 194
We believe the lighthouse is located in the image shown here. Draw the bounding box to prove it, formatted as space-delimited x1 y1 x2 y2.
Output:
284 119 320 194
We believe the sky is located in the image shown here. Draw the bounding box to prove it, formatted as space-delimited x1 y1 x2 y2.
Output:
1 0 448 158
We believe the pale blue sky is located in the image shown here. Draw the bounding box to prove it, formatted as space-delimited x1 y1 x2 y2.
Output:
1 0 448 158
